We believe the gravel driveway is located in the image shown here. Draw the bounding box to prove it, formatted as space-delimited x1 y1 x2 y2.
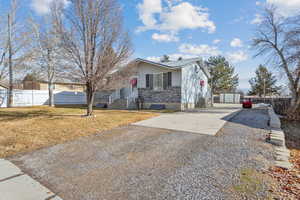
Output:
9 109 275 200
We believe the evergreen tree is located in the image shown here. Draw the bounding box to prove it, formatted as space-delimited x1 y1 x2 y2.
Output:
207 56 239 94
248 65 281 96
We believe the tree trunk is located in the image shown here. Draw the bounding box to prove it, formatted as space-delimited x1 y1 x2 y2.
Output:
86 82 95 116
287 93 300 120
48 82 54 107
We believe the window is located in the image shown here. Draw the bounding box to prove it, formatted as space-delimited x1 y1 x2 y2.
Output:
153 73 163 90
146 74 153 89
167 72 172 87
146 72 172 90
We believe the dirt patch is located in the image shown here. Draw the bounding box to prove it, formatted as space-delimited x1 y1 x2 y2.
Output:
0 106 158 158
233 168 275 200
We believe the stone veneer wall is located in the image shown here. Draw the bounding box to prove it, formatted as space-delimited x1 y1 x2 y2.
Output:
138 87 181 103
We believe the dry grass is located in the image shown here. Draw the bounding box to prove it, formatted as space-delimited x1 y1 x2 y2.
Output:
0 106 158 158
233 168 275 200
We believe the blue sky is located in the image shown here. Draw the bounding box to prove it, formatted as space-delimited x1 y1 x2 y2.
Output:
1 0 300 91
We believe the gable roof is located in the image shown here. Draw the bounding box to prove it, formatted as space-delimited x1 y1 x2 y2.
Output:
135 57 210 78
0 81 8 89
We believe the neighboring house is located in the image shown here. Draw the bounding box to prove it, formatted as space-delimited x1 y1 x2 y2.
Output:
0 81 8 90
101 57 212 110
23 80 86 92
0 82 8 108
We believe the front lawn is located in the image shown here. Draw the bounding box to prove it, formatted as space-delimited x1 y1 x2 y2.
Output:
0 106 158 158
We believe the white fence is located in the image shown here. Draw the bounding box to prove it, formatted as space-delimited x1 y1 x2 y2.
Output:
220 93 240 104
0 89 86 108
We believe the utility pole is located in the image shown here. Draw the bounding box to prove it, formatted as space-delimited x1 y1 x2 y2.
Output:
7 13 13 108
205 61 214 107
210 77 214 107
263 77 266 103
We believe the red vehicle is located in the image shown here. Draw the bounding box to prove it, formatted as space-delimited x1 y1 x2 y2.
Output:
242 99 253 109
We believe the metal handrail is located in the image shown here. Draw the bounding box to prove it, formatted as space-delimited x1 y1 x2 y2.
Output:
126 88 138 108
108 89 120 104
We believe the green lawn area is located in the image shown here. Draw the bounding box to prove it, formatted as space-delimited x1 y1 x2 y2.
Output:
0 106 158 158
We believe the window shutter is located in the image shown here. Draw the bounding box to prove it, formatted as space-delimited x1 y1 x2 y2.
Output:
149 74 154 89
168 72 172 87
146 74 150 88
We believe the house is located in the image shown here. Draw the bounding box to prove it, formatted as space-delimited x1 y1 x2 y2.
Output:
0 81 8 90
103 57 212 110
23 80 86 92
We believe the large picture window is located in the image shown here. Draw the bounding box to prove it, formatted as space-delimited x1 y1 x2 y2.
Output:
146 72 172 90
153 73 163 90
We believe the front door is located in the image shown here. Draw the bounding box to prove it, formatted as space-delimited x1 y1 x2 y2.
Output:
120 88 126 99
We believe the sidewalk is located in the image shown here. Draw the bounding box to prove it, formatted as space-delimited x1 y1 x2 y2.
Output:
0 159 62 200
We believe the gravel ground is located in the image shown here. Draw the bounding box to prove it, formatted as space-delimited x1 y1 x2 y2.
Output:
9 108 275 200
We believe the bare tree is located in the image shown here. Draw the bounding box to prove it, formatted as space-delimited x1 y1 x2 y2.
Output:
101 61 138 91
54 0 132 116
286 16 300 63
0 0 33 107
286 16 300 108
30 3 66 107
252 6 300 118
0 14 8 81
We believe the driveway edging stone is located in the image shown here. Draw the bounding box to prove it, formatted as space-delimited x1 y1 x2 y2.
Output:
267 106 292 170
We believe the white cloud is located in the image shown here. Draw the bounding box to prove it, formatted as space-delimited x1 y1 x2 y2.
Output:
159 2 216 33
146 56 161 62
137 0 162 28
267 0 300 17
251 14 263 24
227 51 248 63
179 43 221 57
213 39 221 44
137 0 216 40
230 38 243 47
31 0 69 15
146 42 221 62
152 33 179 42
256 1 261 6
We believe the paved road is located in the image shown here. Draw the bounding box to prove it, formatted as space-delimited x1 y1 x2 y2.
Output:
9 109 275 200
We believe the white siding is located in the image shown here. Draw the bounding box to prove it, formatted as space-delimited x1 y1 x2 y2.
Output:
181 62 210 109
137 62 181 88
0 89 7 108
220 93 240 104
